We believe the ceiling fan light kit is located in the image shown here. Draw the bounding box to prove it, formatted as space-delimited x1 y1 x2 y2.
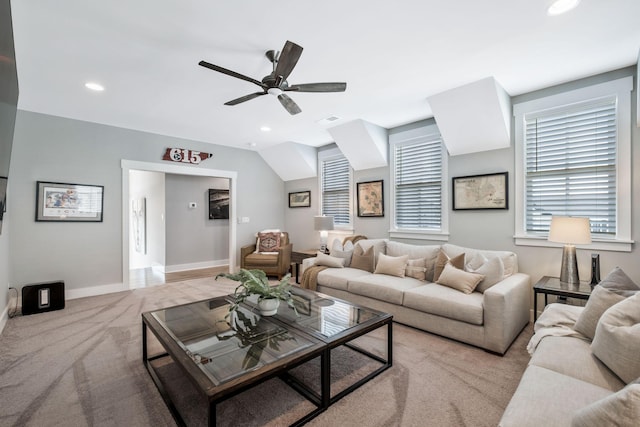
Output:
199 40 347 115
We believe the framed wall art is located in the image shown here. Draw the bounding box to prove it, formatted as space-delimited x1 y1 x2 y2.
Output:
288 190 311 208
209 189 230 219
36 181 104 222
357 180 384 217
452 172 508 210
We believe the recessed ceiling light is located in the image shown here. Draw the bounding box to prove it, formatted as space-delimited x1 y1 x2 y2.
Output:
547 0 580 16
85 82 105 91
260 126 271 132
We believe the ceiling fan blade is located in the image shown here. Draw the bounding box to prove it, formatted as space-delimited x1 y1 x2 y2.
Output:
277 93 301 115
286 82 347 93
199 60 266 88
274 41 303 83
224 91 266 106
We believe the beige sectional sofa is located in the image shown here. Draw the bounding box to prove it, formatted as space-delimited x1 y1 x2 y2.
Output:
500 274 640 426
302 239 530 354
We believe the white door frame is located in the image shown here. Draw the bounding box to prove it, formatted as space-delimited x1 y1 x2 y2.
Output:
121 159 237 287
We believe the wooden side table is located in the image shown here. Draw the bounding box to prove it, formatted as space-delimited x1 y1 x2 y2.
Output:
533 276 593 322
291 249 318 283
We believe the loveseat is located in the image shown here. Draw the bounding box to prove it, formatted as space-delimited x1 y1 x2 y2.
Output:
500 268 640 426
301 239 530 354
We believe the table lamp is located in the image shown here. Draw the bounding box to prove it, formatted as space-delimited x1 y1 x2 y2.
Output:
548 216 591 284
314 215 334 253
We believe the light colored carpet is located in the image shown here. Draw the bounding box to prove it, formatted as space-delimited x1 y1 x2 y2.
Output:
0 277 531 426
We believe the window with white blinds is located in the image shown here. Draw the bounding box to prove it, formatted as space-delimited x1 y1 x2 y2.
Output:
524 99 616 236
320 154 351 226
514 75 633 251
392 133 444 230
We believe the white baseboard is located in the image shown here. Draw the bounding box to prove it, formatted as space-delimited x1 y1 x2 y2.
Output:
65 282 128 300
164 259 228 274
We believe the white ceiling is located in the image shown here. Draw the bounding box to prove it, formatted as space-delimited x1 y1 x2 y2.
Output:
10 0 640 152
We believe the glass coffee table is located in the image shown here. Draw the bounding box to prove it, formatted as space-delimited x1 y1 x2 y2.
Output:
142 288 392 426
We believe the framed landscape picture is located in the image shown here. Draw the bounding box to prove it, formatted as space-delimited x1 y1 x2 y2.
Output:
36 181 104 222
357 180 384 217
452 172 508 210
289 191 311 208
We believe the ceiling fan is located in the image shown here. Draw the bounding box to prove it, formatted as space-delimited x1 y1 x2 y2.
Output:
199 40 346 115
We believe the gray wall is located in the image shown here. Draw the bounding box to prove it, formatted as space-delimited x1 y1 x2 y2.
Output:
8 110 285 291
285 67 640 298
0 0 18 320
165 174 229 268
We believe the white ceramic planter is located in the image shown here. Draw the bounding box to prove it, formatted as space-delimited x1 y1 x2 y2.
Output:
257 298 280 316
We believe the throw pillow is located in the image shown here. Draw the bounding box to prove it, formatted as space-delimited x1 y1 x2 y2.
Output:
257 232 281 252
591 292 640 384
466 255 505 293
330 239 355 267
571 382 640 427
406 258 427 281
598 266 640 296
374 253 409 278
433 250 465 282
350 245 375 272
436 263 484 294
574 286 626 340
314 252 345 268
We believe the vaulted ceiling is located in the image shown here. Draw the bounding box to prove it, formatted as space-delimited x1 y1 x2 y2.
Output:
10 1 640 151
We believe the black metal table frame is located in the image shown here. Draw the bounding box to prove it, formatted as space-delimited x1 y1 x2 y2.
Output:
533 277 592 322
142 303 393 427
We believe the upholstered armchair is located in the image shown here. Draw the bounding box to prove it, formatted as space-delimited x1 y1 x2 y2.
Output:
240 231 292 279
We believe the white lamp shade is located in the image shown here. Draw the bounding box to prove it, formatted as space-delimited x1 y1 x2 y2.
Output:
314 215 334 231
548 216 591 245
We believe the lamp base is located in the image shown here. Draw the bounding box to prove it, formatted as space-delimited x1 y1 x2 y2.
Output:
560 244 580 284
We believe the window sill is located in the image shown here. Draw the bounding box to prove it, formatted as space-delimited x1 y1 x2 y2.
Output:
389 229 449 241
514 235 633 253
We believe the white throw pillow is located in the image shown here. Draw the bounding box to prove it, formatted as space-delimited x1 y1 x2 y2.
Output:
405 258 427 281
331 239 355 267
314 252 345 268
465 255 505 293
374 253 409 278
571 382 640 427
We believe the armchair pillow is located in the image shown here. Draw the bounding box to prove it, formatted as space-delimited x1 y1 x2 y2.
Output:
257 231 281 253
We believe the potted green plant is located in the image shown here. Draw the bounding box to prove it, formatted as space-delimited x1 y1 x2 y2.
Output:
216 269 298 316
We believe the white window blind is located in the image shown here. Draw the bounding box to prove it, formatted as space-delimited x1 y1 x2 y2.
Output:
321 155 351 226
394 135 443 230
525 98 616 236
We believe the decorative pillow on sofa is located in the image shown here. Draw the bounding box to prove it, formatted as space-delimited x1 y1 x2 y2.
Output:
315 252 345 268
257 231 281 252
374 253 409 278
350 245 375 272
596 266 640 296
436 263 484 294
405 258 427 281
571 381 640 427
433 250 465 282
591 292 640 384
330 239 354 267
464 253 505 293
574 286 626 340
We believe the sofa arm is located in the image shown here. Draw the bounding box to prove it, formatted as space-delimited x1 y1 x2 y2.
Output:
277 243 293 272
483 272 531 354
300 257 319 276
240 244 256 269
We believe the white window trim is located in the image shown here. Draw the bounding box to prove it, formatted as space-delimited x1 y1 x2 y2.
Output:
389 123 449 241
318 147 353 231
513 76 633 252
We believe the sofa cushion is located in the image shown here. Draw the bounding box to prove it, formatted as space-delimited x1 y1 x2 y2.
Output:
465 255 505 293
443 243 517 277
244 252 278 267
405 258 427 281
350 245 374 272
386 241 440 281
403 283 485 325
436 263 484 294
530 336 626 391
571 382 640 427
347 274 424 305
316 267 372 292
314 252 346 268
499 365 614 427
591 292 640 384
433 250 465 282
574 286 626 340
374 253 409 277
